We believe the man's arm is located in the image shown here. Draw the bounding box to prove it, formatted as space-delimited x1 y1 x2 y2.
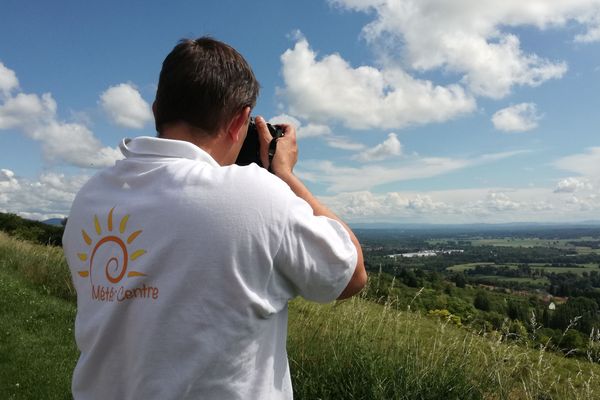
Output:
255 117 367 299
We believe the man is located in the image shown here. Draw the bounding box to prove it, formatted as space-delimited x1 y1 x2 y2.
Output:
62 37 366 399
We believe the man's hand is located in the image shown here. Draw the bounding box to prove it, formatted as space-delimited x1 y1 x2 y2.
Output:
255 116 297 177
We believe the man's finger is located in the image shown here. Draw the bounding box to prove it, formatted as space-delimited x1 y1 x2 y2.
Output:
255 116 272 168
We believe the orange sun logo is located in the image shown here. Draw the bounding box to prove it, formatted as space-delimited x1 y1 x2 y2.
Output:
77 207 147 284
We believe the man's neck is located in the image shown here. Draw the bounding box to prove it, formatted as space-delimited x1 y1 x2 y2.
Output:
159 123 228 165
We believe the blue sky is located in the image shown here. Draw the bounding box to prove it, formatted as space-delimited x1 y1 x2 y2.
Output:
2 0 600 223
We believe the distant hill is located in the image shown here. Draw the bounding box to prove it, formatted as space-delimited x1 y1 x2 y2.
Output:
350 221 600 230
42 218 66 226
0 212 64 246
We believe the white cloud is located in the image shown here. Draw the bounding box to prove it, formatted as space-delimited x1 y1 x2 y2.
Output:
554 177 593 193
353 132 401 162
325 136 365 151
0 64 121 168
300 149 525 192
329 0 591 98
317 186 600 224
574 12 600 42
270 113 401 157
280 38 476 130
0 62 19 97
407 195 449 213
483 192 521 211
0 92 55 129
100 83 153 129
0 169 89 220
492 103 541 132
554 147 600 177
269 113 333 139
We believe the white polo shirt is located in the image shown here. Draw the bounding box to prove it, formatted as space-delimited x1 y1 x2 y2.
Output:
62 136 357 399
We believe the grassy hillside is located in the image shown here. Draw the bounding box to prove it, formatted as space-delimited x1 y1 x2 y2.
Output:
2 232 600 399
0 232 76 399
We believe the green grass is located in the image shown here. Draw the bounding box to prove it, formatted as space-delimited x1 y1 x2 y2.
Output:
3 232 600 399
0 269 77 399
0 232 78 399
288 296 600 399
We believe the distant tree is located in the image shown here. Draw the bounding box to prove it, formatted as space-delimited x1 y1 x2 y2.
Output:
483 311 506 330
507 299 529 322
452 272 467 288
474 290 491 311
399 269 420 287
551 297 599 334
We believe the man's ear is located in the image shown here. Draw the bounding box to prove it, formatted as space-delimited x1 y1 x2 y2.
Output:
227 106 251 143
152 101 157 117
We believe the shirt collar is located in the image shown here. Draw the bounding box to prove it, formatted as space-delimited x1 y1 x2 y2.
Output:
119 136 220 167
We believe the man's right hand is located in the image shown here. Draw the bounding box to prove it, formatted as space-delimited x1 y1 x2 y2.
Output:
255 116 298 178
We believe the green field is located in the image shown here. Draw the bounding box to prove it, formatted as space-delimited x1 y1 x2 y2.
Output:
430 236 600 254
469 237 571 248
448 262 600 275
468 274 550 287
4 232 600 399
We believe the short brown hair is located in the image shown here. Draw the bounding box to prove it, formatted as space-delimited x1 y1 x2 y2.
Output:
154 37 260 135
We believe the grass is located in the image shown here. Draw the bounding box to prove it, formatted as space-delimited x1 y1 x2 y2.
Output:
288 296 600 399
0 232 77 399
0 269 77 399
0 232 75 302
3 232 600 399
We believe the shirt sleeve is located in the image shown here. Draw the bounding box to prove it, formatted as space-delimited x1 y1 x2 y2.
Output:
274 194 358 303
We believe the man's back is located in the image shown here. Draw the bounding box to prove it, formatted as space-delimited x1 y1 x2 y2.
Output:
63 136 357 399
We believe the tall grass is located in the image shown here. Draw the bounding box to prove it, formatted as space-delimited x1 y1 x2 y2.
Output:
0 232 77 399
287 290 600 399
2 232 600 399
0 231 74 301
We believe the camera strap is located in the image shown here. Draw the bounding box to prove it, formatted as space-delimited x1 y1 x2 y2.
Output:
267 138 278 173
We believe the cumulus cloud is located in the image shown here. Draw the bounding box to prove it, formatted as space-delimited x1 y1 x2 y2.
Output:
574 12 600 42
100 83 153 129
328 0 589 98
554 177 593 193
270 113 403 158
280 38 476 130
0 168 89 220
407 195 449 213
492 103 542 132
0 64 121 168
318 187 575 224
269 113 332 138
483 192 521 211
353 132 401 162
0 62 19 97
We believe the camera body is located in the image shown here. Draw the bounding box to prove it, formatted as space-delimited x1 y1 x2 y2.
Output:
235 118 284 169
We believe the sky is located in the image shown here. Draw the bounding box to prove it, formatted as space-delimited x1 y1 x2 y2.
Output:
1 0 600 224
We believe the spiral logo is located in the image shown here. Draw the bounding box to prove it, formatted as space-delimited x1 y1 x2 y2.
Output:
77 207 147 285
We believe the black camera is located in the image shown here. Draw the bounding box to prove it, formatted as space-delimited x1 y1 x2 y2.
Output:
235 117 284 170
